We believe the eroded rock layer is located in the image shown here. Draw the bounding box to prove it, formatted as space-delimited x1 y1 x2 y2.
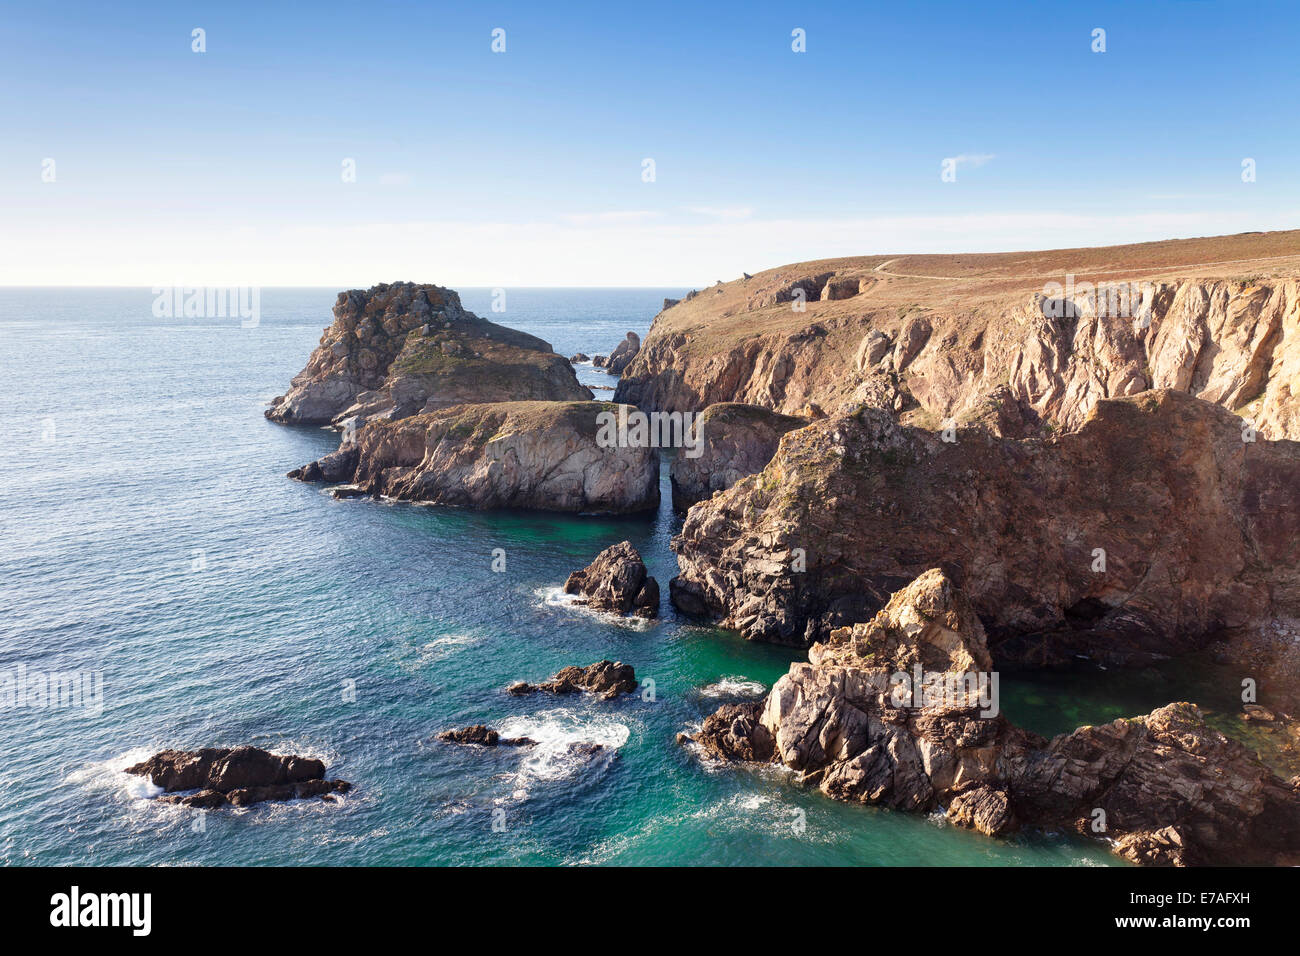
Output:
616 233 1300 441
292 401 659 514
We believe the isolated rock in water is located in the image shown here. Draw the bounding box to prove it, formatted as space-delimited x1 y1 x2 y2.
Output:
265 282 590 426
669 389 1300 706
124 747 351 808
563 541 660 617
291 401 660 514
508 660 638 700
605 332 641 375
683 570 1300 865
668 402 806 511
570 352 590 363
592 354 608 368
436 725 535 747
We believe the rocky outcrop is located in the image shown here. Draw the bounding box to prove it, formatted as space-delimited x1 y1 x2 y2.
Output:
436 725 536 747
563 541 660 616
605 332 641 375
668 403 806 510
570 352 590 363
684 570 1300 865
266 282 590 426
507 660 638 700
615 233 1300 442
290 401 660 514
669 389 1300 706
125 747 351 808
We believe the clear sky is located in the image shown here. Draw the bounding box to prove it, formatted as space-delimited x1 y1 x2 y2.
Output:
2 1 1297 286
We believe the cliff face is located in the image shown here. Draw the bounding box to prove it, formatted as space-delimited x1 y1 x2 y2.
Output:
687 570 1300 866
670 389 1300 703
291 401 659 514
615 232 1300 441
668 403 806 511
267 282 590 425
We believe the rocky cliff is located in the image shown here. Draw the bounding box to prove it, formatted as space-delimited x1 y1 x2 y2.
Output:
686 570 1300 865
670 389 1300 706
291 400 659 514
267 281 590 425
616 231 1300 441
669 403 806 511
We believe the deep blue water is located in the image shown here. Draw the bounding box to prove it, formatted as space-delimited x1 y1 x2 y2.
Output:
0 287 1145 866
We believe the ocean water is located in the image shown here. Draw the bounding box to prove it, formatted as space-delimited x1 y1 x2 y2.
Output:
2 286 1234 867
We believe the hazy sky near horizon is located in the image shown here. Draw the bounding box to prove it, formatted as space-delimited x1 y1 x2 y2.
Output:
2 1 1297 287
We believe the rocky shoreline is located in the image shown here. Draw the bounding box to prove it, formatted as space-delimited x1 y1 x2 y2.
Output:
259 235 1300 865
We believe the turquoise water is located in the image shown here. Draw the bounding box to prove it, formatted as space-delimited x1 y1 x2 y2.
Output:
0 287 1144 866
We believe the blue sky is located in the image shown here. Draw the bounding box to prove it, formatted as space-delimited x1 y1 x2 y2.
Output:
2 1 1297 285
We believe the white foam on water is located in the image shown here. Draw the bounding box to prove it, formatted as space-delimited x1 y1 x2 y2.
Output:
418 632 481 662
699 676 767 698
496 707 630 797
66 747 163 800
533 586 656 631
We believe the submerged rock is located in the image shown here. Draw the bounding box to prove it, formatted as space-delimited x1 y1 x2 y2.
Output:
266 282 590 426
290 401 660 514
563 541 659 617
507 661 638 700
682 570 1300 865
125 747 351 808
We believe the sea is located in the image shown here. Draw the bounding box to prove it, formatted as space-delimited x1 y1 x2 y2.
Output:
0 287 1256 866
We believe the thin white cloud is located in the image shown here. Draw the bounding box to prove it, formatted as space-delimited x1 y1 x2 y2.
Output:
948 153 996 168
377 172 412 186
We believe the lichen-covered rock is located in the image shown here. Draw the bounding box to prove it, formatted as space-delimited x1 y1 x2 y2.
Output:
668 403 806 511
291 402 659 514
507 660 637 700
563 541 660 616
124 747 351 808
266 282 590 425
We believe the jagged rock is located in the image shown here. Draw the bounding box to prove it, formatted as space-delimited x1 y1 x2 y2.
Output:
592 354 608 368
563 541 660 617
669 390 1300 709
436 725 535 747
683 570 1300 865
266 282 590 426
507 660 637 700
605 332 641 375
1113 827 1188 867
668 403 806 511
614 234 1300 441
290 402 660 514
124 747 351 808
570 352 590 363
